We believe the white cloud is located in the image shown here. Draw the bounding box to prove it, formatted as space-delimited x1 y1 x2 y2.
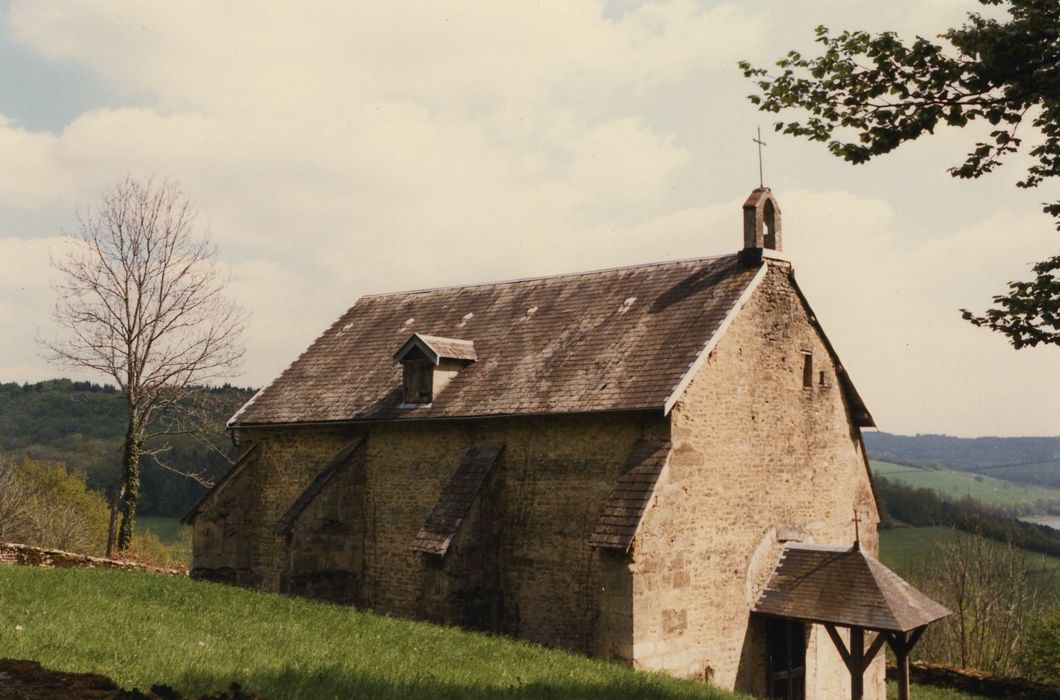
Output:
0 236 71 383
785 191 1060 437
7 1 762 112
0 1 1055 436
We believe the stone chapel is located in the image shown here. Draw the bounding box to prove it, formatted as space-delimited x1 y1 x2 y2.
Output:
185 189 948 700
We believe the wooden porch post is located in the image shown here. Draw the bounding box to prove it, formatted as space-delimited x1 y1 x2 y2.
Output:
850 627 864 700
824 624 888 700
887 626 926 700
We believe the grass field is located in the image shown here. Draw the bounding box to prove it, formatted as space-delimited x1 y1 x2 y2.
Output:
134 515 191 566
870 461 1060 508
0 567 744 700
0 566 999 699
978 459 1060 491
879 526 1060 596
887 684 987 700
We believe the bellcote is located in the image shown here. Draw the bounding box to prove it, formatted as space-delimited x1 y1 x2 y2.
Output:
742 187 782 253
394 333 476 405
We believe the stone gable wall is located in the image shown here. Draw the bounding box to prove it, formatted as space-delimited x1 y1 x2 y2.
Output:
631 261 884 698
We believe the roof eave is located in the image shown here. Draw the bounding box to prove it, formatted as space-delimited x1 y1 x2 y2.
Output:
227 405 668 431
786 272 876 428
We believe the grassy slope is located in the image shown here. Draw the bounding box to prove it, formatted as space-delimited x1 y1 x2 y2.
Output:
870 461 1060 508
862 433 1060 490
0 567 744 700
879 526 1060 594
978 459 1060 491
887 684 987 700
0 567 995 700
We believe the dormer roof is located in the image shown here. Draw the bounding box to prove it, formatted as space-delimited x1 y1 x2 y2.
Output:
394 334 477 365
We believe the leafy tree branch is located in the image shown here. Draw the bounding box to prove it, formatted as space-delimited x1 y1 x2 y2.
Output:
740 0 1059 347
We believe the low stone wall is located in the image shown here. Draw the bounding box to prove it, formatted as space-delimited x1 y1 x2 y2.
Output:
0 542 186 576
886 661 1060 699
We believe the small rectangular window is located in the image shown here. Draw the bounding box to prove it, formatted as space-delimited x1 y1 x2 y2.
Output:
403 359 433 403
818 370 827 387
802 352 813 388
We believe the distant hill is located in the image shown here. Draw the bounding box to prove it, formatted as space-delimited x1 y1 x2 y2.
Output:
869 460 1060 509
870 460 1060 511
864 432 1060 489
0 379 256 517
5 384 1059 515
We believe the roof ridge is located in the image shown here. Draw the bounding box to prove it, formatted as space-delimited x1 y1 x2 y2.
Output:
360 253 736 299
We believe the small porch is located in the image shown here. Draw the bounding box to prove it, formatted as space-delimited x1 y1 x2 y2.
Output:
753 543 950 700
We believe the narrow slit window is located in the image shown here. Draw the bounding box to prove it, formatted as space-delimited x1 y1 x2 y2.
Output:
802 352 813 388
818 370 826 387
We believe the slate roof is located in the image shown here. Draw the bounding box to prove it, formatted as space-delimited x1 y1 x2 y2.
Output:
231 254 763 426
411 444 505 556
589 440 670 550
753 544 951 632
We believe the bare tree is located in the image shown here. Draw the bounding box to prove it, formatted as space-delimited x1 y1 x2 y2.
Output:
46 177 244 555
0 457 31 542
914 521 1046 675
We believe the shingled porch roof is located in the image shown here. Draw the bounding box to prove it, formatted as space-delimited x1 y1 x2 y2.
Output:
753 544 951 633
229 255 872 427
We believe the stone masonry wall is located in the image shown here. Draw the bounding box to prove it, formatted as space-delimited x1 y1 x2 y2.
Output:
283 444 369 606
193 425 360 590
1 542 185 575
631 261 884 698
194 412 666 659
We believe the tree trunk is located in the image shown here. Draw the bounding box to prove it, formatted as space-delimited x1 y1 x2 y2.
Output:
116 412 143 552
105 478 125 557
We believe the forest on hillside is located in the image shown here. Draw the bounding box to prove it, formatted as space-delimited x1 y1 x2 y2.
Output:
0 380 255 517
3 380 1059 518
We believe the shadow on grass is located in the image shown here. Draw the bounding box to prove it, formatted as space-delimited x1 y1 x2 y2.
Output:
172 665 735 700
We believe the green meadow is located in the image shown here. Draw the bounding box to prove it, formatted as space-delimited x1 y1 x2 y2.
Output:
0 566 744 700
136 515 189 544
870 461 1060 509
878 526 1060 596
0 566 998 700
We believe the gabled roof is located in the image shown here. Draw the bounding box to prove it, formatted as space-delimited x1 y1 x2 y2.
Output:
753 544 951 632
411 444 504 556
590 440 670 551
230 254 764 426
180 443 261 524
394 334 477 365
229 253 873 428
274 437 366 534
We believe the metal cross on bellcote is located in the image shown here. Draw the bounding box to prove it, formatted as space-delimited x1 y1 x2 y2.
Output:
752 126 767 188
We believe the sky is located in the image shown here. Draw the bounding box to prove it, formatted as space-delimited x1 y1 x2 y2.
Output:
0 0 1056 437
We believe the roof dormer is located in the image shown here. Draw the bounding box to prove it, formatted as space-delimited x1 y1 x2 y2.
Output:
393 334 476 405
